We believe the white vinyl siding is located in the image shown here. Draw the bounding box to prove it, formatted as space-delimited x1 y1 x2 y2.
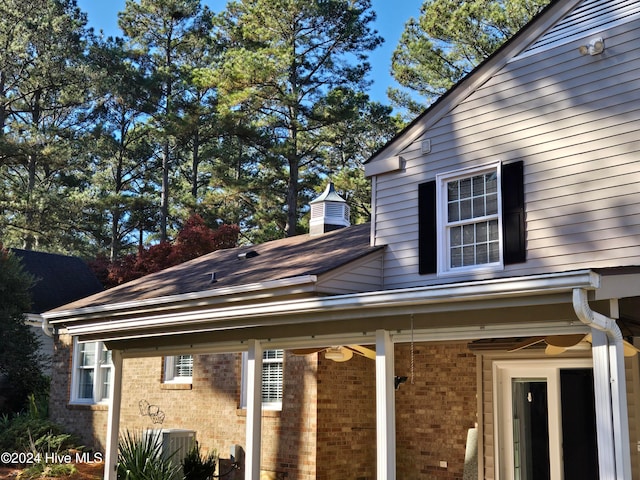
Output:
371 15 640 289
71 340 112 404
517 0 640 60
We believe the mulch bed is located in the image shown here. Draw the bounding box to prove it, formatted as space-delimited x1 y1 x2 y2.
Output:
0 462 103 480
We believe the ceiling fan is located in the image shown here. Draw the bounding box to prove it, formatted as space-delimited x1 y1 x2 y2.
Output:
509 333 640 357
291 345 376 362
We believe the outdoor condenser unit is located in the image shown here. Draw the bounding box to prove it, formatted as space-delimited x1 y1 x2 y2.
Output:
145 429 196 463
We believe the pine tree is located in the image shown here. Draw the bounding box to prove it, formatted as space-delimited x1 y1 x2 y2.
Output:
0 248 47 415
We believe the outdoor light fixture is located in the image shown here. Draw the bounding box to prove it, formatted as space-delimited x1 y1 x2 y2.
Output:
324 346 353 362
579 37 604 56
395 376 408 390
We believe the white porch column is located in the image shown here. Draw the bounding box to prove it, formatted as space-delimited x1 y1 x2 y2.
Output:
245 339 263 480
104 349 123 480
376 329 396 480
591 329 616 480
591 328 632 480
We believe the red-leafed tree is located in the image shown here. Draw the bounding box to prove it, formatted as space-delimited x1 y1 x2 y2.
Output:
91 215 239 288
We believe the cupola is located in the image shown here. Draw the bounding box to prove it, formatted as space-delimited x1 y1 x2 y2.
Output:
309 182 350 235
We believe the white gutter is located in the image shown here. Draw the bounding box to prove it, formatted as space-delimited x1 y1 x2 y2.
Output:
572 288 632 480
25 314 54 337
62 270 599 338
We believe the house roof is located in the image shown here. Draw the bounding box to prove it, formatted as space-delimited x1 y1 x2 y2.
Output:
12 249 104 313
51 222 380 313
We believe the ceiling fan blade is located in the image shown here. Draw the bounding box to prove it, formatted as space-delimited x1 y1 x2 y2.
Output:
325 346 353 362
345 345 376 360
622 340 639 357
545 334 587 348
508 336 546 352
290 348 325 356
545 344 568 355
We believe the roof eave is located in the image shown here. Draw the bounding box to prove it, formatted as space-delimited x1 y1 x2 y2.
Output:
44 275 320 324
64 270 601 342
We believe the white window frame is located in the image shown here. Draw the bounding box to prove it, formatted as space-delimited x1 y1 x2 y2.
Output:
70 338 113 405
163 354 193 384
436 161 503 275
492 358 593 480
240 349 284 411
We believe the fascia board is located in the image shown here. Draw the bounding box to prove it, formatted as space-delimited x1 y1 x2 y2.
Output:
65 270 600 338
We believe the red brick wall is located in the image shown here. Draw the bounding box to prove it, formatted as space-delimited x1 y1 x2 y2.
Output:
395 342 477 480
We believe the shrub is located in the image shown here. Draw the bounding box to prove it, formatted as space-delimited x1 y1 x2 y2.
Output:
182 442 217 480
117 430 182 480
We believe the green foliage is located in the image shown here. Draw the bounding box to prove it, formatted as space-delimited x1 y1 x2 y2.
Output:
182 442 217 480
0 395 77 453
117 430 182 480
217 0 385 237
390 0 551 116
0 250 48 415
17 462 77 479
0 0 398 258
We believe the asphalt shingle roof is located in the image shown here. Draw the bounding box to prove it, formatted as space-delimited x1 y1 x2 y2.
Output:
53 223 380 311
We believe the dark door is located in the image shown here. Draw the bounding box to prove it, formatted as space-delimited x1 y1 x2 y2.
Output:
560 368 599 480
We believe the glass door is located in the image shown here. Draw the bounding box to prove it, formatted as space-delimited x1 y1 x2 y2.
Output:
494 359 596 480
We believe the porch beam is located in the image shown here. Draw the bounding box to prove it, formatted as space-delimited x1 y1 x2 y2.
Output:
104 349 123 480
376 329 396 480
245 339 263 480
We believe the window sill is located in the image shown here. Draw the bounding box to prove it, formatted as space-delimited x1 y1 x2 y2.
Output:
67 402 109 411
161 383 192 390
236 408 281 418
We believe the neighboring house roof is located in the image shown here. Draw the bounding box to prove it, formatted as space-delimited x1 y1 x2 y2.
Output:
52 222 381 312
12 249 104 313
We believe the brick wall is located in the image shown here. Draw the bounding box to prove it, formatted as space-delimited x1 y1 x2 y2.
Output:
49 333 110 449
49 337 319 479
49 336 477 480
395 342 477 480
316 350 377 480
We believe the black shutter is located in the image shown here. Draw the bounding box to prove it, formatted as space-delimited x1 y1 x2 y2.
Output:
418 181 437 274
502 160 526 264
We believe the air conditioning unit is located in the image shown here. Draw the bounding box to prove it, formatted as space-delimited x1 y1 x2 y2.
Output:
145 429 196 466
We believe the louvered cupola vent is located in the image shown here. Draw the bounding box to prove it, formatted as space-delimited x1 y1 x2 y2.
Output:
309 182 350 236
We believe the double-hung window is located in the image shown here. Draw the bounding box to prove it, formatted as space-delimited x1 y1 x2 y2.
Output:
71 339 112 404
439 164 501 272
419 160 525 275
241 349 284 410
164 355 193 383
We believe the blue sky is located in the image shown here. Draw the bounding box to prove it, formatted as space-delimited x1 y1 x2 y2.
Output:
75 0 423 105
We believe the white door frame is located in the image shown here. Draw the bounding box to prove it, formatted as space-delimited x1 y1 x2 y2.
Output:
493 358 593 480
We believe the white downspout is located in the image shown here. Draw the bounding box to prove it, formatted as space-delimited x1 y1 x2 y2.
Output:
41 315 54 337
572 288 632 480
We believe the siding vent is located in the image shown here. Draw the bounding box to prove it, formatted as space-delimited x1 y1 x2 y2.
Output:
309 182 350 236
421 139 432 154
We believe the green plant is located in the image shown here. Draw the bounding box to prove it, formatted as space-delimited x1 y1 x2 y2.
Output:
0 395 77 453
117 429 182 480
182 442 217 480
17 462 77 479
